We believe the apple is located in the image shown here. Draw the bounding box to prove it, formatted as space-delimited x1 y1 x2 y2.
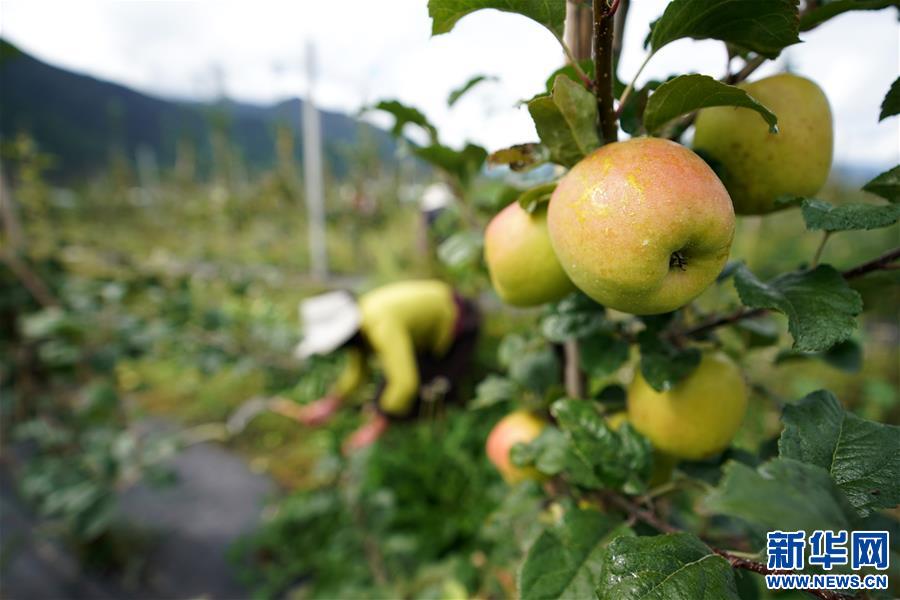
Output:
485 410 546 483
693 73 833 214
627 351 747 460
484 201 575 307
547 137 735 315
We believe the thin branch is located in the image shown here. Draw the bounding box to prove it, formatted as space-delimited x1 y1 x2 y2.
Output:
563 340 586 399
558 36 594 89
713 550 854 600
680 307 766 339
2 253 60 308
611 0 630 67
605 491 854 600
592 0 618 143
727 54 767 85
840 246 900 280
601 490 679 534
616 52 652 117
679 246 900 340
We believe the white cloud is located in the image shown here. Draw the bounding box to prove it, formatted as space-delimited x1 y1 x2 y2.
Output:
1 0 897 169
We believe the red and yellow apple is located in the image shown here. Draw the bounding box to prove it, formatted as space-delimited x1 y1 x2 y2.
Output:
486 410 546 483
548 137 735 315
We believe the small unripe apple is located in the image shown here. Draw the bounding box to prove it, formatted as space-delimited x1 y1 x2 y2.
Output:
485 410 546 483
484 201 575 307
627 352 747 460
548 137 734 315
693 73 833 214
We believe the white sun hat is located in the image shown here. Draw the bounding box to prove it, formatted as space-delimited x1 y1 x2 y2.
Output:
420 182 454 212
294 291 361 360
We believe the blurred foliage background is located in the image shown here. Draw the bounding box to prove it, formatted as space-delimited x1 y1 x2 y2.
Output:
1 33 897 600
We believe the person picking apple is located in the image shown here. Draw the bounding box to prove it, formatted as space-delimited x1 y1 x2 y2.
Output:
271 279 480 453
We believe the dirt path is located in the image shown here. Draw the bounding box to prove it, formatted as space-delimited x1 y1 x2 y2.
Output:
1 437 276 600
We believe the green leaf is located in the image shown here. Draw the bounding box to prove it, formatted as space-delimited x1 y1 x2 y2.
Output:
880 76 900 121
644 74 778 134
413 142 487 186
733 265 862 353
704 458 854 532
436 230 483 269
863 165 900 202
820 338 863 372
528 76 601 167
428 0 565 37
371 100 438 142
447 74 497 106
638 330 701 392
498 333 527 368
649 0 801 59
800 0 899 33
519 509 629 600
551 398 652 492
579 334 629 379
800 198 900 231
511 426 569 475
487 143 549 172
619 87 650 136
509 347 560 394
540 292 608 342
734 315 781 348
544 60 595 94
597 533 740 600
779 389 900 517
775 338 863 372
516 181 557 213
716 260 744 283
471 375 518 409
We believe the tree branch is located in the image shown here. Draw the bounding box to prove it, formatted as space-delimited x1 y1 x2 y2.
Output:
713 549 854 600
2 253 60 308
726 54 767 85
604 491 855 600
679 246 900 340
840 246 900 280
563 339 586 399
601 490 679 534
592 0 618 143
611 0 630 67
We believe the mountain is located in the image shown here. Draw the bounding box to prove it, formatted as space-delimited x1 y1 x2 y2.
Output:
0 38 397 181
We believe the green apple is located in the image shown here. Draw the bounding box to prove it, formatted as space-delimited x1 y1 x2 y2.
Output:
485 410 546 483
547 137 734 315
484 201 575 307
627 351 747 460
693 73 833 214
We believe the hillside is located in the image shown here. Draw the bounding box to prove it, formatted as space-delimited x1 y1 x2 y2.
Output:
0 38 397 181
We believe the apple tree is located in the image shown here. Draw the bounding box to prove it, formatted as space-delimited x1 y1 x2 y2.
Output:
426 1 900 598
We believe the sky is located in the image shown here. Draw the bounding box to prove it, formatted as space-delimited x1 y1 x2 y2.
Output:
1 0 898 170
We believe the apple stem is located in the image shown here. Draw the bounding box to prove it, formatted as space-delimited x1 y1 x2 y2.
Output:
811 230 831 267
